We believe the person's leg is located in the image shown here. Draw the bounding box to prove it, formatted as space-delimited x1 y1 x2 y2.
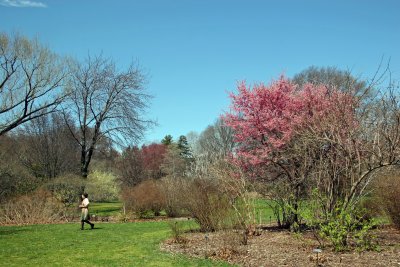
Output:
81 220 84 230
83 220 94 229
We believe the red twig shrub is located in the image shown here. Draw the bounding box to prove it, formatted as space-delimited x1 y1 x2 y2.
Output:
0 189 66 225
121 179 166 218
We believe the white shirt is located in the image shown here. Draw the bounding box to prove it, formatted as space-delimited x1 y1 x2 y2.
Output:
82 198 89 208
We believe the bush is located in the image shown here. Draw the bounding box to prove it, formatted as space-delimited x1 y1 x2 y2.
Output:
121 179 166 218
167 219 188 243
317 208 379 252
86 170 119 202
373 173 400 229
182 178 233 232
44 174 86 207
0 151 40 203
0 189 66 225
159 176 189 217
303 191 379 252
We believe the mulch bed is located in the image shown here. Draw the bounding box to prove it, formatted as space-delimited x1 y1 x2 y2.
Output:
161 225 400 266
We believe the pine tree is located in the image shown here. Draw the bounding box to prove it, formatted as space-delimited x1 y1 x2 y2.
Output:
177 135 193 160
161 135 173 146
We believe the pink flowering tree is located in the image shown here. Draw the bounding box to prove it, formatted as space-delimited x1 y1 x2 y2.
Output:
223 77 360 227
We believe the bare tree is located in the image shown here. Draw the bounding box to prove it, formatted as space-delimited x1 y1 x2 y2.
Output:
17 112 80 179
191 119 235 176
0 134 38 202
117 146 145 188
161 144 187 178
0 33 68 135
64 55 152 178
198 119 235 158
292 66 367 94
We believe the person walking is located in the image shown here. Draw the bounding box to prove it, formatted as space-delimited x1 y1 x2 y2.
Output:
79 193 94 230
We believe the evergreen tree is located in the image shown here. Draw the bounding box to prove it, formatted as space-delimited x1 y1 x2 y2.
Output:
177 135 193 160
161 135 173 146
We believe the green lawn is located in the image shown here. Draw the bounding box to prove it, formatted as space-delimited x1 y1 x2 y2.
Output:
89 199 277 223
253 198 276 225
0 221 234 267
90 201 123 217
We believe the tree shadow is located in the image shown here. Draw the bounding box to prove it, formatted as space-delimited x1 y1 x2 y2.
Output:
0 228 29 236
81 227 103 231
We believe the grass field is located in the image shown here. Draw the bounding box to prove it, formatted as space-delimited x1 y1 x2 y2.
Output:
0 221 235 267
90 199 276 222
90 201 123 217
0 199 276 266
253 198 276 225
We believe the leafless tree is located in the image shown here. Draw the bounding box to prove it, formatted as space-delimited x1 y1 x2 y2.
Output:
17 112 80 179
198 119 235 157
64 55 152 178
297 70 400 215
116 146 145 188
191 119 235 176
0 33 68 135
0 134 38 202
292 66 368 95
161 144 187 178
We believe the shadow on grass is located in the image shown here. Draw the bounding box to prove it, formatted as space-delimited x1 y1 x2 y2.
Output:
80 227 104 231
0 228 30 236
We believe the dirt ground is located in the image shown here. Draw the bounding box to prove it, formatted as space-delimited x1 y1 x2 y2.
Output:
161 225 400 266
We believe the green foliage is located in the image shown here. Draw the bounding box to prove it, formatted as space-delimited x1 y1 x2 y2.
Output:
161 134 174 146
177 135 193 160
317 209 379 252
354 218 380 252
303 190 380 252
318 210 355 251
86 170 119 202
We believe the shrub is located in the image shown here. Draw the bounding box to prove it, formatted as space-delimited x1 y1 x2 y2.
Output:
303 191 379 252
373 172 400 229
0 189 66 225
44 174 86 207
317 208 379 252
182 178 233 232
0 159 40 203
121 179 166 218
167 219 188 243
159 176 189 217
86 170 119 202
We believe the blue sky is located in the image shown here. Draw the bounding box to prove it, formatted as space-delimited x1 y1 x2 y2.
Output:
1 0 399 144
